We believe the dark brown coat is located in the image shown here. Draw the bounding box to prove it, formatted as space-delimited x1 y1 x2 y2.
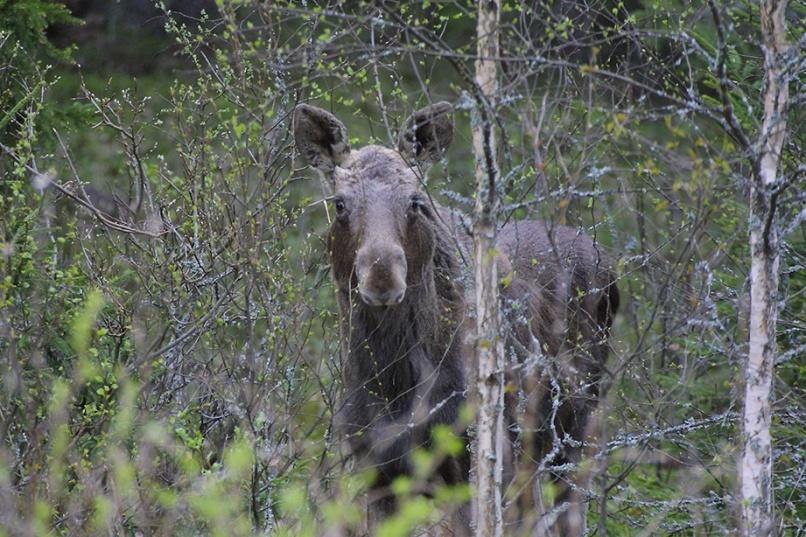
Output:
294 102 619 535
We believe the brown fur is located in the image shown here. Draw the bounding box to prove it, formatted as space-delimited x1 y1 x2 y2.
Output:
294 103 619 536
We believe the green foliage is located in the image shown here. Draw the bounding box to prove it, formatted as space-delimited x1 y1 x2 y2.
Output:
0 0 79 142
0 0 77 62
0 1 803 535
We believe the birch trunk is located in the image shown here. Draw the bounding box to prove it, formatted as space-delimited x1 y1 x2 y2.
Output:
740 1 789 535
471 1 504 536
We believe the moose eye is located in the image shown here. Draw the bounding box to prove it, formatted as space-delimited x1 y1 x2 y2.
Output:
409 195 430 217
333 197 346 214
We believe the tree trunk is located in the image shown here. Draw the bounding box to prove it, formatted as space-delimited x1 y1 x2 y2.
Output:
739 1 789 535
471 1 504 536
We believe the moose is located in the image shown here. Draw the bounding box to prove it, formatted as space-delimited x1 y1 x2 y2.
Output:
293 102 619 536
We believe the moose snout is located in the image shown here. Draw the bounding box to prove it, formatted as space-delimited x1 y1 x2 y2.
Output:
359 287 406 307
356 245 407 307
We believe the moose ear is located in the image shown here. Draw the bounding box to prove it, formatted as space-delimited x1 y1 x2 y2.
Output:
293 104 351 174
398 101 454 166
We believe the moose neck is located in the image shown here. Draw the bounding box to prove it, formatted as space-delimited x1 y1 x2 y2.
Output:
343 271 440 402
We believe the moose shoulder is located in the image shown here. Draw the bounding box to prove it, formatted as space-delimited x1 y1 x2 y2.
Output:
293 102 619 536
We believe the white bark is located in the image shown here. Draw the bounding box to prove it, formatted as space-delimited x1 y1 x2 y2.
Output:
740 1 789 535
471 1 504 536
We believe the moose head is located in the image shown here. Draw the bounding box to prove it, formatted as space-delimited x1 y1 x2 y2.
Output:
293 102 454 307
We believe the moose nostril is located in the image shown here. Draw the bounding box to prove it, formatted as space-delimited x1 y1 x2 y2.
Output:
390 289 405 304
358 287 378 306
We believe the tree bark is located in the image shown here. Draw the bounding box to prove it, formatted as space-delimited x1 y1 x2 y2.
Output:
740 1 789 535
471 1 504 536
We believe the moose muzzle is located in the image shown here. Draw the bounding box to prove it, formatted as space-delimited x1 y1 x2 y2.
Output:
355 245 407 307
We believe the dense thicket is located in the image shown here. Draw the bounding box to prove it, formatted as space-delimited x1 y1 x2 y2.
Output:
0 1 802 535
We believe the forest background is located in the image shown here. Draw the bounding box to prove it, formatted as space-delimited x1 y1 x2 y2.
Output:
0 0 803 535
